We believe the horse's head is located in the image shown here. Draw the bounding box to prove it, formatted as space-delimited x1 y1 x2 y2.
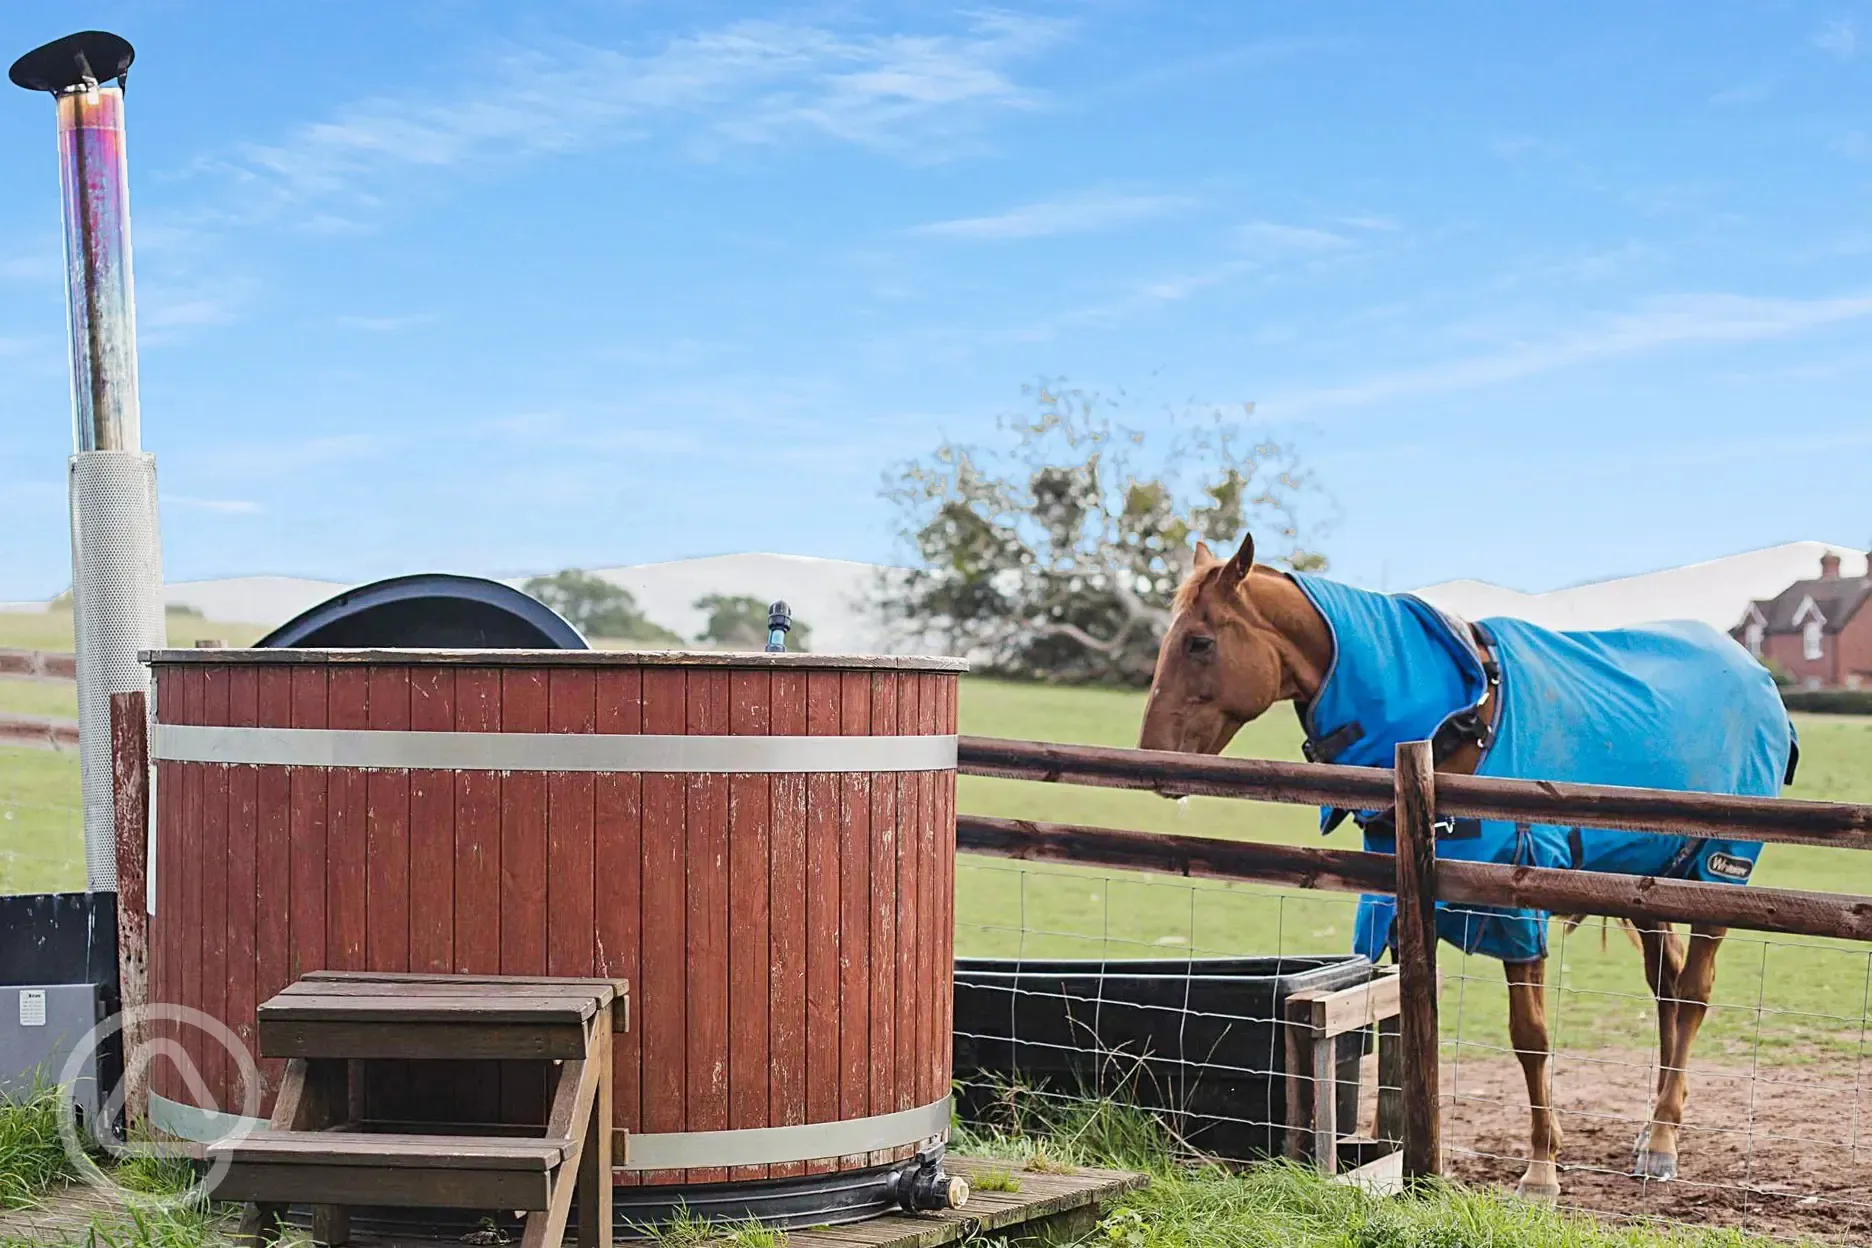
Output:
1138 531 1332 755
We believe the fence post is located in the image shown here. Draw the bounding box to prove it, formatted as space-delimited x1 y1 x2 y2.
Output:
1393 739 1441 1184
109 690 150 1130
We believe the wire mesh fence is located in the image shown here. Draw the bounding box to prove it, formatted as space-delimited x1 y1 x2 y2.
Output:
955 853 1872 1245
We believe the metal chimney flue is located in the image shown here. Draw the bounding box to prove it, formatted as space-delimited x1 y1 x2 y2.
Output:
13 30 165 892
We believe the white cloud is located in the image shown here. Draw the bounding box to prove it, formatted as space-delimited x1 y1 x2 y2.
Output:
201 12 1067 225
1233 220 1352 253
909 190 1195 241
165 496 264 515
1268 291 1872 413
1815 17 1858 58
1833 130 1872 161
336 312 439 332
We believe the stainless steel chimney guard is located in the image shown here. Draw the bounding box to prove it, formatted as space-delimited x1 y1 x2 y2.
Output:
12 31 166 890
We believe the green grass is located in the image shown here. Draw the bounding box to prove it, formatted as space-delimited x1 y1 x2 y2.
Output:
0 1084 78 1211
640 1207 788 1248
0 746 84 896
1097 1163 1804 1248
970 1166 1023 1193
0 611 265 653
954 1095 1805 1248
0 680 78 721
0 1091 250 1248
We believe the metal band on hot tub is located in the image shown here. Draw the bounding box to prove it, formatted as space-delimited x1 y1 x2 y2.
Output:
152 724 959 773
149 1091 951 1168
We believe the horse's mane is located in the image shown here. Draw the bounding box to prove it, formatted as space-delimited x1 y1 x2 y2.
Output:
1171 563 1224 614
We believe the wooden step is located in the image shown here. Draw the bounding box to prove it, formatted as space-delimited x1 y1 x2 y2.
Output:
211 1130 569 1170
258 995 599 1061
208 1131 568 1212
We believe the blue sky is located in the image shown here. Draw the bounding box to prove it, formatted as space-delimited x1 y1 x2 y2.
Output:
3 2 1870 600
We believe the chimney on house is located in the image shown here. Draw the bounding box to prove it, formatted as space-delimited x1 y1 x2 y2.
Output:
1821 551 1842 580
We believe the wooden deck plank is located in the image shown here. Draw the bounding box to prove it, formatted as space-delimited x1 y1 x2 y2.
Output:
0 1156 1143 1247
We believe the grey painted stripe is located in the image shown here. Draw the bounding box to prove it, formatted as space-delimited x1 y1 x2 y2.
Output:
149 1091 951 1169
623 1097 950 1170
150 1091 263 1143
153 724 958 773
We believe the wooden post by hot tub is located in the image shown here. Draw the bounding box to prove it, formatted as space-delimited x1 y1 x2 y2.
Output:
139 648 963 1203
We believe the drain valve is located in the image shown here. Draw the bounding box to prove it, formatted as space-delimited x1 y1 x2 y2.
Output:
892 1147 968 1211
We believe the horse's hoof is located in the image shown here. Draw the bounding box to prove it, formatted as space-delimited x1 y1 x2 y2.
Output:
1516 1179 1561 1202
1632 1149 1678 1181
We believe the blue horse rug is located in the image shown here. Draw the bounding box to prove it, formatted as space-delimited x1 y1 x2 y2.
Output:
1286 573 1797 964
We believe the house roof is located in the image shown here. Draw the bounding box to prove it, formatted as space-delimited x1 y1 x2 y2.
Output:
1746 575 1872 635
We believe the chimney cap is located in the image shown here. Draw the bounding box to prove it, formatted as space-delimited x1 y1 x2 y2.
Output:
10 31 134 95
1821 551 1843 578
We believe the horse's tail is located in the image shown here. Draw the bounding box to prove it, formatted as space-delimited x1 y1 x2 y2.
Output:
1559 914 1643 952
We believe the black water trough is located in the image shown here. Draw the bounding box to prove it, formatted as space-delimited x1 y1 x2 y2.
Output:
953 954 1376 1162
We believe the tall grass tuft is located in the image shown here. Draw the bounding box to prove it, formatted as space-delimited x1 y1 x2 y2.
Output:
0 1083 80 1210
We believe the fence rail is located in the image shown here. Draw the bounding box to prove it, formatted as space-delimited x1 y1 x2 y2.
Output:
959 736 1872 851
955 732 1872 1189
0 648 76 681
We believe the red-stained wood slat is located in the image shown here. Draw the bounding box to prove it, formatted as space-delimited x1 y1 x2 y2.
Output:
639 668 687 1184
325 669 370 973
408 668 455 975
919 672 940 1109
152 667 179 1106
802 671 841 1175
287 666 328 987
177 667 204 1114
225 667 259 1116
253 667 293 1106
685 669 731 1184
452 668 502 1126
594 669 644 1187
940 675 958 1103
894 672 920 1150
547 669 597 979
499 669 550 1128
768 670 809 1179
360 666 414 1125
365 667 411 973
197 665 231 1111
727 669 772 1182
866 673 897 1166
837 671 871 1170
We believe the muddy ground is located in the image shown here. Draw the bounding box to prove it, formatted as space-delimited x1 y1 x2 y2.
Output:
1432 1045 1872 1243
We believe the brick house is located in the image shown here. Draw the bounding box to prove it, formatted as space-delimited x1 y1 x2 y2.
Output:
1734 551 1872 690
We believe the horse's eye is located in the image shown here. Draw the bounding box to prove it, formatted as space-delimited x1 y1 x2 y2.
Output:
1185 635 1216 657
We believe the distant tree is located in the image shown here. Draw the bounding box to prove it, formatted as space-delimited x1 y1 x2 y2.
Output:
522 570 682 644
880 380 1330 686
695 594 812 651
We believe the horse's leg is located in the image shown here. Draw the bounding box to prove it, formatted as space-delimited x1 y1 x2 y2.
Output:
1634 921 1685 1101
1506 958 1562 1200
1635 924 1724 1181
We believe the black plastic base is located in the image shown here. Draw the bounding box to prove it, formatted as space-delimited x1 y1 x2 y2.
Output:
279 1149 940 1238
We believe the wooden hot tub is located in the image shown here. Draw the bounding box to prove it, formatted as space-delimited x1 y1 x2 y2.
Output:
142 647 962 1220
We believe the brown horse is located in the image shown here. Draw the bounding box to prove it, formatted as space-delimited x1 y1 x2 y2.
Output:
1138 532 1730 1200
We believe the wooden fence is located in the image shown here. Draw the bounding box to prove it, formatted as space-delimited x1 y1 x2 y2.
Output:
954 734 1872 1184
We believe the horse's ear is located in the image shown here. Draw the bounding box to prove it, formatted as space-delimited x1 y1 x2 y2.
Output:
1193 540 1217 568
1219 531 1256 589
